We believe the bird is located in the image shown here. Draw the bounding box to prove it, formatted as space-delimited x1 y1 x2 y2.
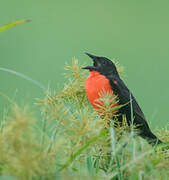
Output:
82 53 162 146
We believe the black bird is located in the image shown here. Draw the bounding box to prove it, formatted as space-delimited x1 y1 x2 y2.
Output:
83 53 162 146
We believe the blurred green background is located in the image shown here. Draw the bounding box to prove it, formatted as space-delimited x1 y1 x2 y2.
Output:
0 0 169 129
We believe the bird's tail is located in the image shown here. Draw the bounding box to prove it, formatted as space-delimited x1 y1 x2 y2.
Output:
140 130 163 146
147 136 162 146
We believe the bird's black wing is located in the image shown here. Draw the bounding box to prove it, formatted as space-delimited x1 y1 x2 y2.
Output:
106 75 162 145
107 76 147 122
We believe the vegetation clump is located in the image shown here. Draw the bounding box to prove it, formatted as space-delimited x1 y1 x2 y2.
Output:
0 60 169 180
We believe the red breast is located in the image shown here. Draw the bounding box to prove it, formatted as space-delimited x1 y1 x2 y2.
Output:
85 71 118 113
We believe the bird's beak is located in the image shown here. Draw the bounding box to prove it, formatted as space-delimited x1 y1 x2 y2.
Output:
85 53 98 60
82 65 97 70
82 53 98 70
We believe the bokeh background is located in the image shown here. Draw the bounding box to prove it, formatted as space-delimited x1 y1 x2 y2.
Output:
0 0 169 129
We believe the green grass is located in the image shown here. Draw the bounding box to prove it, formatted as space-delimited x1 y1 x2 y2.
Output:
0 60 169 180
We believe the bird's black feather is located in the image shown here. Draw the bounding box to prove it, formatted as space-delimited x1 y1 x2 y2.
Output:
108 76 162 145
84 53 162 146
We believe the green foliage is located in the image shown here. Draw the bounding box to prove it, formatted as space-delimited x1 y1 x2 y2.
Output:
0 60 169 180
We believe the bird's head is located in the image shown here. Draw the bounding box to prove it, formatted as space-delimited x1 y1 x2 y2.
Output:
82 53 119 76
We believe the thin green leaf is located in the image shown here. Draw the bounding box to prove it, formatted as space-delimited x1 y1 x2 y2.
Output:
0 67 48 92
0 19 31 32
